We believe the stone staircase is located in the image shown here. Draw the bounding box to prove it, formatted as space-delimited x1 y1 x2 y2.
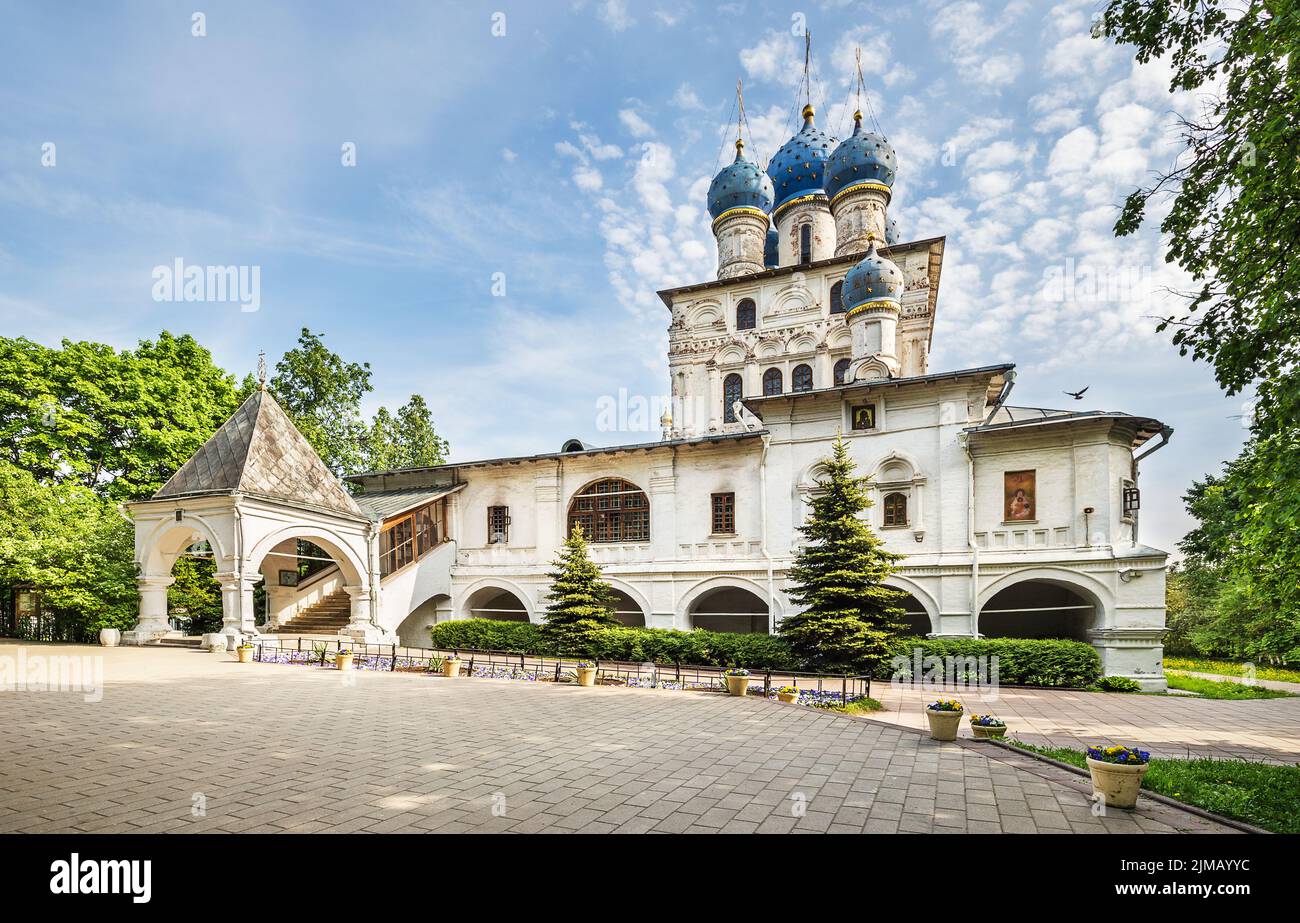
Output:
271 589 351 635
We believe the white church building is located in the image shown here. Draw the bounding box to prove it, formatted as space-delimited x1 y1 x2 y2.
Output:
126 101 1173 689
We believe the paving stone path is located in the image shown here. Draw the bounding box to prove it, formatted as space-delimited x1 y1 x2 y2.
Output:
869 679 1300 765
0 641 1236 834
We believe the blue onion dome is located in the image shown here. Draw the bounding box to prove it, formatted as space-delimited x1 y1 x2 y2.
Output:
885 215 900 246
707 138 775 220
767 104 835 211
841 238 904 316
763 228 779 268
825 110 897 202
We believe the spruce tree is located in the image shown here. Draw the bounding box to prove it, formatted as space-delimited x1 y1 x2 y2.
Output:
781 435 907 673
541 523 619 653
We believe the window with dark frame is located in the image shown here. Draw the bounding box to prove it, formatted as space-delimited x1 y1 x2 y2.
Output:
567 478 650 543
487 505 510 544
799 224 812 263
736 298 756 330
883 492 908 527
763 367 783 396
830 280 844 314
723 373 743 424
711 492 736 535
834 358 851 385
792 363 813 392
379 498 447 577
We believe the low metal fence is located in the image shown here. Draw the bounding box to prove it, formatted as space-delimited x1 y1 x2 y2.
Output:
251 637 872 702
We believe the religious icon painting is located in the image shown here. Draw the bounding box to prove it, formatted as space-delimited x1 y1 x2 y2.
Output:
1004 470 1036 522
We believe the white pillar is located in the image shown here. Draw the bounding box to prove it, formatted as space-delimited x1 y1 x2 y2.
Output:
343 584 393 643
123 575 175 644
217 572 260 643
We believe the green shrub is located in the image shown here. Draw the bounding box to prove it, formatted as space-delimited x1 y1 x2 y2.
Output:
428 621 1101 687
884 637 1102 688
428 619 545 653
1093 675 1142 693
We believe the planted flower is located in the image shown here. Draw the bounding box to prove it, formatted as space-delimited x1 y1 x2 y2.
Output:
574 660 599 687
968 714 1007 739
335 648 354 670
1086 745 1150 765
776 685 800 704
722 667 751 697
924 699 964 741
1085 745 1152 809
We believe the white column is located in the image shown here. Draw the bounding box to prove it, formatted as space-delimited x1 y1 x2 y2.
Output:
343 584 393 643
217 572 261 642
707 363 721 431
123 575 175 644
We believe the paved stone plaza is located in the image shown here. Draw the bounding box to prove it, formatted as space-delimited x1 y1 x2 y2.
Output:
0 641 1238 834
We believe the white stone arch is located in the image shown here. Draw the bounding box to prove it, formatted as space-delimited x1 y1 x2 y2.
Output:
787 333 818 355
755 338 783 359
713 343 747 366
246 524 368 589
604 577 651 626
677 574 784 627
828 327 852 349
138 514 229 576
977 566 1111 637
884 575 939 635
686 300 723 328
457 577 537 622
871 450 921 483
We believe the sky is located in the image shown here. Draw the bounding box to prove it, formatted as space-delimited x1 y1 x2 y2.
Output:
0 0 1249 555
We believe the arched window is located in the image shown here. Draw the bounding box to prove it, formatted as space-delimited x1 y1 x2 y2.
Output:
830 280 845 314
799 224 812 263
762 367 783 396
567 478 650 543
736 298 756 330
722 373 742 424
833 358 851 385
792 363 813 392
883 492 908 527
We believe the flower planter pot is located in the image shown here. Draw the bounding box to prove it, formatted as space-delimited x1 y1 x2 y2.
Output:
724 675 749 697
442 658 462 677
1086 757 1149 809
575 666 598 687
776 691 799 704
970 724 1006 739
98 628 120 647
235 647 254 664
336 652 354 671
925 707 963 741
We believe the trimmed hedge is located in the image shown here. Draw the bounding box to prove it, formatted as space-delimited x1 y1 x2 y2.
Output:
887 637 1102 688
428 619 1103 686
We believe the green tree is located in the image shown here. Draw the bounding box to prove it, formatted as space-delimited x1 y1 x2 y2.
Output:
0 461 137 632
362 395 450 472
780 436 907 673
1098 1 1300 663
0 332 238 500
269 327 373 476
541 524 619 653
167 553 225 635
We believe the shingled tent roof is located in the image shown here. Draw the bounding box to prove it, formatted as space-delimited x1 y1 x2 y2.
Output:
153 389 365 518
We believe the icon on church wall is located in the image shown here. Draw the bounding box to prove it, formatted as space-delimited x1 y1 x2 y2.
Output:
279 570 300 587
850 404 876 431
1004 470 1036 521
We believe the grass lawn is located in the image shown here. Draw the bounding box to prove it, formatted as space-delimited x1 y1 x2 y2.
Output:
1164 673 1293 700
821 697 884 715
1009 740 1300 834
1165 656 1300 685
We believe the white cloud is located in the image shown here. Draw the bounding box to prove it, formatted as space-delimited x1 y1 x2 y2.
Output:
1047 126 1098 175
619 107 656 138
598 0 635 32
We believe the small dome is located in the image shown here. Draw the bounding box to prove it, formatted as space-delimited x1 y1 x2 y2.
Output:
707 139 775 219
763 228 779 268
885 215 900 246
842 239 904 314
825 111 897 201
767 105 836 210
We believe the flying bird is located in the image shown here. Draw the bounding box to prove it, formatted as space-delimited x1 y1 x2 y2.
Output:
1064 386 1090 400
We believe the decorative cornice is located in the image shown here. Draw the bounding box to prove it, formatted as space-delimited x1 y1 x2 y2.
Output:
711 206 770 230
772 192 829 222
829 180 892 208
845 297 901 320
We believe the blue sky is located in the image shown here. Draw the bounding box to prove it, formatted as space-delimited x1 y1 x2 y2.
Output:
0 0 1247 554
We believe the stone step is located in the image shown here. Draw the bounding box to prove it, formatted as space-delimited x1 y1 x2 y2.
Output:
157 637 204 648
